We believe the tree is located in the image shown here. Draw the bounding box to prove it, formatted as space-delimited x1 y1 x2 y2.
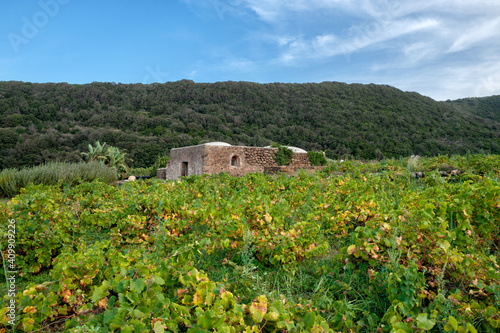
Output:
81 141 107 163
105 146 128 174
82 141 129 175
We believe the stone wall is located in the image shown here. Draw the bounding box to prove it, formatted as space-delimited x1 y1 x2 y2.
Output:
290 152 313 167
163 144 315 180
242 147 278 167
165 145 205 180
202 146 313 177
202 146 265 176
156 168 167 180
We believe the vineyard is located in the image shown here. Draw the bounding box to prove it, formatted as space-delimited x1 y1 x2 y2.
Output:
1 154 499 332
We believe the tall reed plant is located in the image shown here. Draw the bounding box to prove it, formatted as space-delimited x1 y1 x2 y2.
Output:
0 162 117 197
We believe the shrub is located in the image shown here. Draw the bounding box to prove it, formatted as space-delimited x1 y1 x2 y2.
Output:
149 153 170 176
273 145 294 166
407 155 420 172
81 141 129 176
129 167 151 177
307 151 328 166
128 153 169 177
0 162 117 197
437 163 455 172
374 148 385 160
0 168 19 197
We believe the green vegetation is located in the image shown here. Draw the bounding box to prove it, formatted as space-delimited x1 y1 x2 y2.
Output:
81 141 108 163
447 95 500 122
0 81 499 170
407 155 420 172
128 167 151 177
308 151 328 166
149 153 170 175
129 153 169 177
0 161 117 197
273 145 294 165
1 154 499 332
81 141 129 175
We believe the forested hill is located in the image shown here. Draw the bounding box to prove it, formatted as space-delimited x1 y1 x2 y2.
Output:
446 95 500 123
0 80 499 169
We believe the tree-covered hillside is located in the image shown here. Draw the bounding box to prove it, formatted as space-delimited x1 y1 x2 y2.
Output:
446 95 500 123
0 80 499 169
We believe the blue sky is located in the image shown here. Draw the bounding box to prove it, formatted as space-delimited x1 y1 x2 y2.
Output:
1 0 499 101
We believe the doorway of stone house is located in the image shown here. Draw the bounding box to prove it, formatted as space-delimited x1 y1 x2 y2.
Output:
181 162 188 177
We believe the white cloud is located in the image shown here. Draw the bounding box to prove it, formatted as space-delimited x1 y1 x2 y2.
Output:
402 42 439 65
227 58 255 70
421 61 500 100
448 17 500 53
360 58 500 101
184 0 500 99
243 0 500 22
277 17 439 64
243 0 403 21
242 0 337 22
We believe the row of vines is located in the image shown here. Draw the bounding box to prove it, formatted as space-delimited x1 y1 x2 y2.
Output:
1 154 499 332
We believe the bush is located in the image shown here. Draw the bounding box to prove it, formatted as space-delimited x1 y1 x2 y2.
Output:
407 155 420 172
129 167 151 177
0 162 117 197
307 151 328 166
128 153 169 177
273 145 294 166
81 141 129 176
149 153 169 176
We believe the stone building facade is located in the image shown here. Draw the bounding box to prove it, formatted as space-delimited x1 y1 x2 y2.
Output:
160 142 320 180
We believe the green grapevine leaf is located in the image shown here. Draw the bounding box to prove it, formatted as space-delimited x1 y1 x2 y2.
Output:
416 313 436 330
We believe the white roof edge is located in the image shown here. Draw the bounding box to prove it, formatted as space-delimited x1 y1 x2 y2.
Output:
264 145 307 153
172 143 307 152
202 142 232 146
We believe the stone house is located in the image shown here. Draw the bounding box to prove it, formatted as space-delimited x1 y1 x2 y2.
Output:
157 142 322 180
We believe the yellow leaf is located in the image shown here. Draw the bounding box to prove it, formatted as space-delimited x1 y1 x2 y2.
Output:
98 297 108 309
347 244 357 255
249 295 268 323
61 289 72 303
23 306 37 314
34 284 45 292
193 292 203 306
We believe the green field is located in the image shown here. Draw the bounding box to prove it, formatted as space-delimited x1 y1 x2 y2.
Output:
1 155 499 332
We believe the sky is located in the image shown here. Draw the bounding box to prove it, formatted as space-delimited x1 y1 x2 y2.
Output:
1 0 499 101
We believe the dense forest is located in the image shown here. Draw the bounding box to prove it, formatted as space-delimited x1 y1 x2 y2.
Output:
0 80 499 169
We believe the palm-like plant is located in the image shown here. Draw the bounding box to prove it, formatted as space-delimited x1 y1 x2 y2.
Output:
82 141 129 175
105 146 128 174
81 141 107 163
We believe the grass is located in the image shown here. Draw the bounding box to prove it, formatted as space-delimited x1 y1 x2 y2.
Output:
188 231 394 332
0 161 117 198
193 246 392 332
407 155 420 172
